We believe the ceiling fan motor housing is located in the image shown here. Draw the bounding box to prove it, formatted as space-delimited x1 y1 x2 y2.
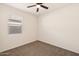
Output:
36 3 43 5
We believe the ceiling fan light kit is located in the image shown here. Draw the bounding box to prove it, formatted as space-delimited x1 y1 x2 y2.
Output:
36 5 40 8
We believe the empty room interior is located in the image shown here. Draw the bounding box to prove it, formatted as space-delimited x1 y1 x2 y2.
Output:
0 3 79 56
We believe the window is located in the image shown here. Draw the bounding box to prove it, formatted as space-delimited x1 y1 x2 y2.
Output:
8 16 22 34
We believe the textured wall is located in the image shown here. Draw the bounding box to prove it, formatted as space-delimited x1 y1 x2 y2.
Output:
38 4 79 53
0 4 37 52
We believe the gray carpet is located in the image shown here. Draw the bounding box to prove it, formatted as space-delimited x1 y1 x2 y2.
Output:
0 40 79 56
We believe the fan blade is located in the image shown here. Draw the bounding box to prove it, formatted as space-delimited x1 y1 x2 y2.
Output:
37 8 39 12
27 5 36 8
40 5 48 9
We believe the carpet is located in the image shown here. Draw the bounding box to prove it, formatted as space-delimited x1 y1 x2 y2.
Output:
0 40 79 56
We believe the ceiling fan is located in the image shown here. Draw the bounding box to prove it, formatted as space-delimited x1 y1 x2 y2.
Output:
27 3 48 12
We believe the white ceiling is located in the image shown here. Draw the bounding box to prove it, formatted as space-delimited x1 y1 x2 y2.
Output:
5 3 71 16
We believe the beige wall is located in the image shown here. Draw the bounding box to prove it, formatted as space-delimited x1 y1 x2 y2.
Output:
0 4 37 52
38 4 79 53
